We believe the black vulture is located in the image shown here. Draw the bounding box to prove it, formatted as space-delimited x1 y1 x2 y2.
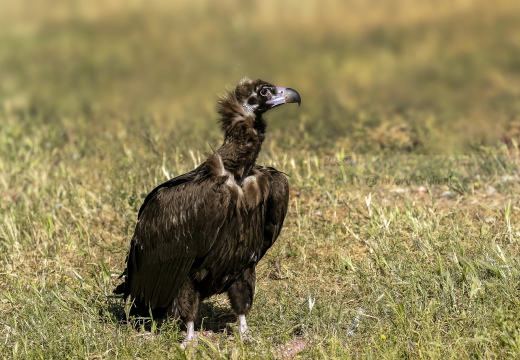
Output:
114 77 301 346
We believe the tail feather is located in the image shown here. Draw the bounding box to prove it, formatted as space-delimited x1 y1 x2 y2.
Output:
113 281 126 295
113 269 127 295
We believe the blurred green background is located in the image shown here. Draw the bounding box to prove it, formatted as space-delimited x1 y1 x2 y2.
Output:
1 0 520 153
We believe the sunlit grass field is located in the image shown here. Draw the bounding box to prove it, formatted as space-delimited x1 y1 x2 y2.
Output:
1 0 520 358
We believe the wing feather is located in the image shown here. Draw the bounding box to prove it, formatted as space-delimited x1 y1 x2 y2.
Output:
126 171 231 309
258 166 289 259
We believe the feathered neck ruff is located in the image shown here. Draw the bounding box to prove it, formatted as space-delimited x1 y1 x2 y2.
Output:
214 90 266 179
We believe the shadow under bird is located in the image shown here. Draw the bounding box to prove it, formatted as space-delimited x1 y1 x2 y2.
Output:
114 77 301 346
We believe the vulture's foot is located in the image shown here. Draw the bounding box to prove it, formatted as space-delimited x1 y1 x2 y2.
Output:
180 321 195 350
180 322 214 350
238 314 254 342
180 337 196 350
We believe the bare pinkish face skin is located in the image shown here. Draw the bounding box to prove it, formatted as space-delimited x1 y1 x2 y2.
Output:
265 87 301 108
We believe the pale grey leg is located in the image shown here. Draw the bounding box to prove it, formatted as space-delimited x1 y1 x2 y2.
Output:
180 321 195 349
238 314 253 340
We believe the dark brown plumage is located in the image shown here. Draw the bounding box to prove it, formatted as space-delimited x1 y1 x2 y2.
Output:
114 77 301 345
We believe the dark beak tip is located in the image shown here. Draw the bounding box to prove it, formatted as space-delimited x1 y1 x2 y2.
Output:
286 87 301 106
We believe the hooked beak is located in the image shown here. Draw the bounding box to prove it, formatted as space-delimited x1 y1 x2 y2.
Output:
265 87 301 108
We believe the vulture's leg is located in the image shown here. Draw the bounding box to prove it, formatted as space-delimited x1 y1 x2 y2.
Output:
172 278 201 349
238 314 248 336
228 267 256 339
182 321 195 348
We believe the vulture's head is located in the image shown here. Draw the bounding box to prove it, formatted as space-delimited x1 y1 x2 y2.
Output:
234 77 301 116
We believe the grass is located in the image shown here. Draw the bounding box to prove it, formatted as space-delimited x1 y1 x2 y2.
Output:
1 0 520 358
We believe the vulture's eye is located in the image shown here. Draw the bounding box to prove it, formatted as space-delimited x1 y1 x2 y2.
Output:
259 87 269 97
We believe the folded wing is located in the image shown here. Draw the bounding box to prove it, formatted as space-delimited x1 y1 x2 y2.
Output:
126 172 231 309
